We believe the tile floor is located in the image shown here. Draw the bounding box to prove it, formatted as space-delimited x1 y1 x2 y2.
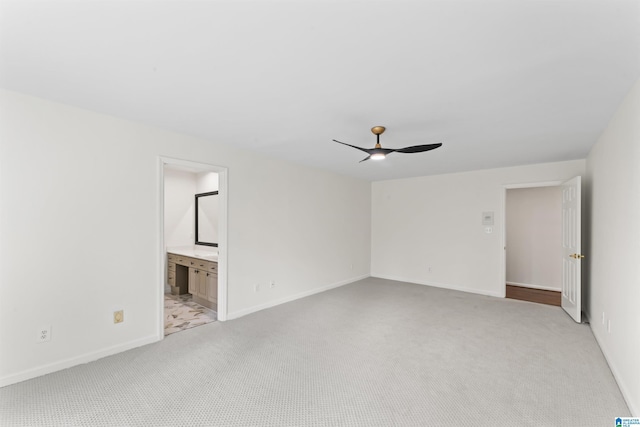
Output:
164 293 217 336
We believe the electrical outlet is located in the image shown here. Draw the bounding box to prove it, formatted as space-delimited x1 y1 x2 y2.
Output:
37 326 51 343
113 310 124 324
270 281 275 289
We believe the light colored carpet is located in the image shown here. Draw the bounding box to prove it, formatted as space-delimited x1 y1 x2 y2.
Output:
164 294 217 336
0 277 630 426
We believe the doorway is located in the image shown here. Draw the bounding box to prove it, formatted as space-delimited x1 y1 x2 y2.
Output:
504 183 562 306
157 157 228 340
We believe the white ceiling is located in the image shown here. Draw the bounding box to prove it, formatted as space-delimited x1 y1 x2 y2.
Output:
2 0 639 181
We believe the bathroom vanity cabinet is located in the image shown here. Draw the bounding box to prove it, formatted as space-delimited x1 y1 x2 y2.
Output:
167 252 218 311
189 267 216 302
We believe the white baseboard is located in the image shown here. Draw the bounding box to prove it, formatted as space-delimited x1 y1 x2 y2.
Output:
226 274 370 320
586 315 639 417
506 281 561 292
372 274 504 298
0 334 159 388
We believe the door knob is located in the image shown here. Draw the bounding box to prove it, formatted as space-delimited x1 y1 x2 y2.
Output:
570 254 585 259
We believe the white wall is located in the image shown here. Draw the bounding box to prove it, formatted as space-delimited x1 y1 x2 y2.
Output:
371 160 585 297
196 171 218 194
0 90 371 386
586 77 640 415
506 186 562 291
163 169 219 250
164 168 197 248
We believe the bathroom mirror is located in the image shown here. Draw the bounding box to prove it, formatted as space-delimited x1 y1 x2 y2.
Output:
195 191 219 247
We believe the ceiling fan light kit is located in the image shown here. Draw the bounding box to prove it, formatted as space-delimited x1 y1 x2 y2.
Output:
333 126 442 163
370 127 387 160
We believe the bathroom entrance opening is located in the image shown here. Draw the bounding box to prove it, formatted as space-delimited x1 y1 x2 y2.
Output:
158 157 228 340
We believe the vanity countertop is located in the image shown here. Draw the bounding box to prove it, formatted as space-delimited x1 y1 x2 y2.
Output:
167 248 218 262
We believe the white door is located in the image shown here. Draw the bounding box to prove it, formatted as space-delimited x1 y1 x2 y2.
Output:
561 176 583 322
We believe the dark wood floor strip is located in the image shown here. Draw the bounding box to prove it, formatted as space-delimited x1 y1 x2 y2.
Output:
506 285 561 306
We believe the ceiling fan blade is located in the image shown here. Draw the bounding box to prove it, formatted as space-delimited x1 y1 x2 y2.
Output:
359 155 371 163
333 139 373 154
394 143 442 154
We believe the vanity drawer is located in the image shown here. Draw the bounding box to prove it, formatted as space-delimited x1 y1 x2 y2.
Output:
194 259 209 270
168 262 176 272
173 256 193 267
207 262 218 273
167 253 177 262
170 254 188 265
167 271 176 286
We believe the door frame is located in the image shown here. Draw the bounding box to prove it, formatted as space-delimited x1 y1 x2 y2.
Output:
157 156 229 340
500 180 563 298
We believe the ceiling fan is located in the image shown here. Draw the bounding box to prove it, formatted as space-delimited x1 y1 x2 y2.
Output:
333 126 442 163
